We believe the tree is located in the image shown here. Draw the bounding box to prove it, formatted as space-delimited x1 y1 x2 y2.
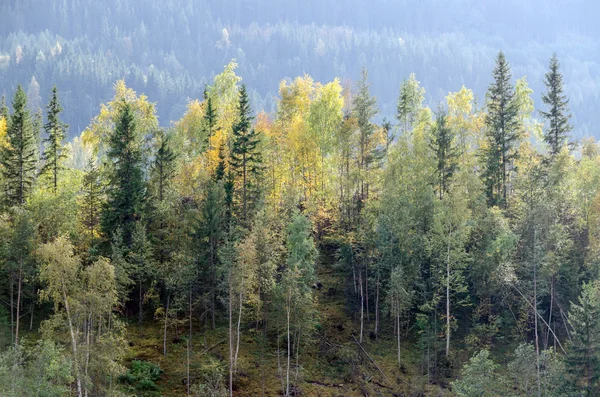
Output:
0 96 8 122
430 109 458 199
6 209 34 347
80 158 103 251
149 129 176 202
452 350 504 397
1 85 38 206
102 101 145 246
396 73 425 135
204 95 218 151
482 52 520 208
352 68 380 203
128 222 154 325
280 212 317 396
386 267 412 369
41 86 68 193
230 84 262 225
566 281 600 394
38 237 125 397
540 54 572 157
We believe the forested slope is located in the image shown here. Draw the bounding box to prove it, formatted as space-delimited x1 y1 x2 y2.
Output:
1 0 600 137
1 43 600 395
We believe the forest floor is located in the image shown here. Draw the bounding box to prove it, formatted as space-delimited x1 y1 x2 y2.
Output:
124 248 452 396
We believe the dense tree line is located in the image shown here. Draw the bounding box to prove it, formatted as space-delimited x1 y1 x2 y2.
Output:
0 51 599 396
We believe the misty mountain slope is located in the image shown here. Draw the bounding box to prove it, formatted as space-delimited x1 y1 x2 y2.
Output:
0 0 598 137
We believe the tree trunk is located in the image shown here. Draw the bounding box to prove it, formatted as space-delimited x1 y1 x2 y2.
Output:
63 290 83 397
187 290 192 396
446 237 451 357
359 272 364 343
286 293 291 397
397 310 401 369
163 294 170 356
138 278 143 325
533 229 541 397
15 261 22 346
229 274 233 397
375 269 380 339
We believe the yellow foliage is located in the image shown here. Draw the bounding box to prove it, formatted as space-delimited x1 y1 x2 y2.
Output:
83 80 158 153
175 99 206 159
0 117 8 149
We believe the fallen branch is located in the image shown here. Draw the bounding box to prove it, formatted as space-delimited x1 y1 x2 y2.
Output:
352 334 392 386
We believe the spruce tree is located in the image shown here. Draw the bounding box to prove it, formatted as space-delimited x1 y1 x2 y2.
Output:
566 281 600 394
82 158 102 250
230 84 262 225
204 96 218 150
150 129 176 202
482 51 520 209
41 86 68 193
540 54 572 157
0 96 8 122
1 85 38 206
396 73 425 135
102 101 145 246
352 68 379 202
430 109 458 199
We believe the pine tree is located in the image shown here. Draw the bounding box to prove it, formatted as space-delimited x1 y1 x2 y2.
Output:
102 101 145 246
230 85 262 225
482 51 520 209
540 54 572 157
566 281 600 394
430 109 458 199
41 86 68 193
1 85 38 206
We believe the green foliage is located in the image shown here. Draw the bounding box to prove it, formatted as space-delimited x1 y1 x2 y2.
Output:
397 73 425 135
230 84 263 225
482 51 521 208
120 359 163 394
40 86 69 193
1 85 38 206
452 350 504 397
541 54 572 157
566 281 600 393
102 101 146 246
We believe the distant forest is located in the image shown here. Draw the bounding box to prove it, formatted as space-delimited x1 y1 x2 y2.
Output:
1 0 600 138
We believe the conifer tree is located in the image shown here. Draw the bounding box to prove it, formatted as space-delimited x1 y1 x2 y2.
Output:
230 85 262 225
1 85 37 206
41 86 68 193
430 109 458 199
397 73 425 135
540 54 572 157
482 51 520 208
0 96 8 122
352 68 379 202
566 281 600 394
102 101 145 246
204 96 218 150
81 158 102 250
150 129 176 202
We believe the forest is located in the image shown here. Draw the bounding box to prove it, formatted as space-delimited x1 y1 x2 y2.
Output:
1 0 600 137
1 44 600 396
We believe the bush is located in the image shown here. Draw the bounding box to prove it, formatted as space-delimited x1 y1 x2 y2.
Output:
119 359 164 395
